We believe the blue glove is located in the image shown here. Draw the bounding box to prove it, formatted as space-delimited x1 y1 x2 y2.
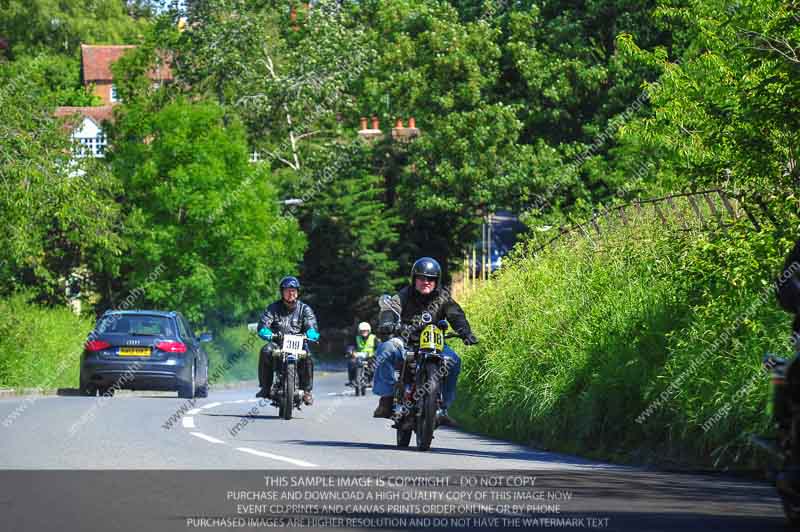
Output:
258 327 273 341
306 328 320 341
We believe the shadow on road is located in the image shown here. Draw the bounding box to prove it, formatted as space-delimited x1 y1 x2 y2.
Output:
201 412 283 421
277 438 602 465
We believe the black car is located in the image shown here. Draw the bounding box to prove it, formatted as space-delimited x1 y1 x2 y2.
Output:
79 310 211 398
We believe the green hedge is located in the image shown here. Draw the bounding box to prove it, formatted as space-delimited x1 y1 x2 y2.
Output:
454 212 795 470
205 325 261 384
0 294 93 389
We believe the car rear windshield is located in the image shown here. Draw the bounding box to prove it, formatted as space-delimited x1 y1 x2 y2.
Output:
96 315 175 336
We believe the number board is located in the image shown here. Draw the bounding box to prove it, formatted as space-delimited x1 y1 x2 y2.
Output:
419 324 444 352
282 334 306 355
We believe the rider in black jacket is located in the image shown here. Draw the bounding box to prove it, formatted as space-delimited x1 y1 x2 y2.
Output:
777 237 800 342
256 276 320 405
372 257 478 421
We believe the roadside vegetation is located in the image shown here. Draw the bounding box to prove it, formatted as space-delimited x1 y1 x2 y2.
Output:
1 0 799 470
204 326 261 384
456 209 797 469
0 294 92 390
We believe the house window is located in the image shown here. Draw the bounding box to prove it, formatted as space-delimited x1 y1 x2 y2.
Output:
249 150 263 163
110 84 120 103
76 133 106 158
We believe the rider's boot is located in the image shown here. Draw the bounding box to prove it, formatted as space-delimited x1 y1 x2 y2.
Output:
255 387 270 399
436 408 454 427
373 396 394 418
303 391 313 406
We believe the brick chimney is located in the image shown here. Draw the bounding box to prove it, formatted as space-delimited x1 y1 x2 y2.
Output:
358 115 383 142
391 117 420 143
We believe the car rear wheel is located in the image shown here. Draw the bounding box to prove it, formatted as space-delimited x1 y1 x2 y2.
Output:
196 364 209 398
178 359 196 399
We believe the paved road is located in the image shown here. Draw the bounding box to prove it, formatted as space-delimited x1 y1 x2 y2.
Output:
0 372 787 531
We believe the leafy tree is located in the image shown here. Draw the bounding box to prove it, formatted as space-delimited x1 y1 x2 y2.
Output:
0 0 151 58
108 98 306 325
298 141 401 326
0 53 100 107
157 1 396 325
165 0 374 170
0 66 122 302
351 1 535 272
619 0 800 209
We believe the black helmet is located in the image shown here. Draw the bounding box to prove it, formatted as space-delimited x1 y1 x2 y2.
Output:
279 276 301 293
410 257 441 287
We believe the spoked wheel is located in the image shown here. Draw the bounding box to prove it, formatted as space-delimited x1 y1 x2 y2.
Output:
397 427 412 447
416 361 440 451
354 365 363 396
784 422 800 528
282 363 295 420
782 493 800 527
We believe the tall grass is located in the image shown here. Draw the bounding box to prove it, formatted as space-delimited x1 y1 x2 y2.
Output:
205 325 261 383
454 210 795 470
0 294 94 389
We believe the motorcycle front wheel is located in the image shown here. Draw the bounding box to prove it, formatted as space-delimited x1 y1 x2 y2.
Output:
397 427 412 447
354 365 363 396
415 361 440 452
281 363 295 420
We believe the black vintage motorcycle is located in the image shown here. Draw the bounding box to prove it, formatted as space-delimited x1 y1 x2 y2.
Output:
345 345 375 397
392 320 457 451
268 332 315 420
756 353 800 525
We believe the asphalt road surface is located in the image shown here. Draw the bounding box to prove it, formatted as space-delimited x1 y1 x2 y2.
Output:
0 372 787 531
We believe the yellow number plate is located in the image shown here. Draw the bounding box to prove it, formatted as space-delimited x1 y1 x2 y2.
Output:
419 324 444 352
119 347 151 357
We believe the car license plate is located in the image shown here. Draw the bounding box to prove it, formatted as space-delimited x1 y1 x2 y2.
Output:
118 347 151 357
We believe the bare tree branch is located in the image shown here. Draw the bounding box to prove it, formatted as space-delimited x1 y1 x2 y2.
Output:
265 55 301 170
265 150 298 170
739 28 800 64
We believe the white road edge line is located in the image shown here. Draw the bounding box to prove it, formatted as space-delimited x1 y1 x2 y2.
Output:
182 416 196 429
236 447 318 468
201 402 222 410
190 432 225 444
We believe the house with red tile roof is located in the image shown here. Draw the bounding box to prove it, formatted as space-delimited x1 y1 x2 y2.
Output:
55 44 173 158
54 105 115 158
80 44 173 105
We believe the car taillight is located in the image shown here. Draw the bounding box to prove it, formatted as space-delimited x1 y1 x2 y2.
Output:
157 341 187 353
85 340 111 352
